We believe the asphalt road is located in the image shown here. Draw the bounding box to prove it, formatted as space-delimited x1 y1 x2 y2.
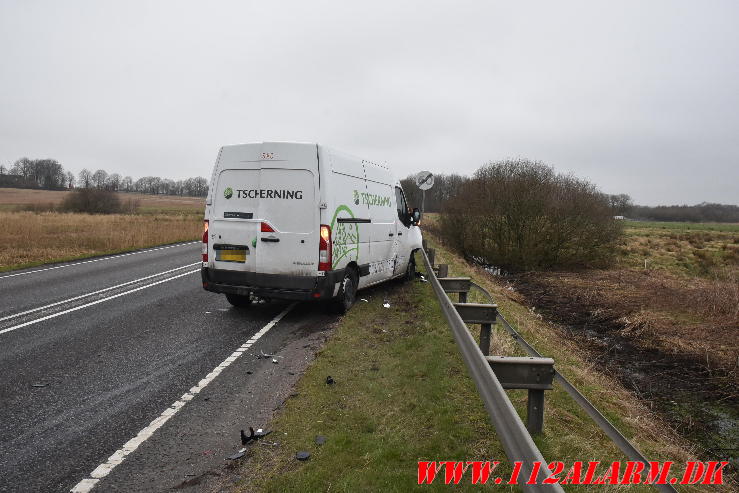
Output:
0 243 335 492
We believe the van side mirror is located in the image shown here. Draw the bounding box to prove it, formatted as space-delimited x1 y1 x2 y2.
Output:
412 208 421 224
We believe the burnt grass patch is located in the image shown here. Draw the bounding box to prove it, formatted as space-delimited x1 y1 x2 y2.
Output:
509 272 738 469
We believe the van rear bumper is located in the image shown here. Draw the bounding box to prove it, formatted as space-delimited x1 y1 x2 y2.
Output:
201 267 343 301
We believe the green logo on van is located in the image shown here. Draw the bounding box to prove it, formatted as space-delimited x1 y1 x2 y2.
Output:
353 190 391 208
224 187 233 199
330 205 360 269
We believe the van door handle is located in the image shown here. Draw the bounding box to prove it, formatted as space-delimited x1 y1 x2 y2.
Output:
388 233 394 237
398 232 402 236
261 237 280 243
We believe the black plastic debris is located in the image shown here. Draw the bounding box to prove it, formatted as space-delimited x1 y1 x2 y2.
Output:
31 383 48 388
325 376 334 385
296 451 311 461
254 428 271 438
227 448 246 460
241 427 272 445
246 371 253 375
315 435 326 446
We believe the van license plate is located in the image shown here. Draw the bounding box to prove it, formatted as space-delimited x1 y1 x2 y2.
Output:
215 245 247 263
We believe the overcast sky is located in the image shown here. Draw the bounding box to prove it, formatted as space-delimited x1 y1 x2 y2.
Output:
1 1 737 206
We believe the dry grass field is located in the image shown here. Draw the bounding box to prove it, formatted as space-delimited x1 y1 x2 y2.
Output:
0 211 202 271
508 221 739 388
0 187 204 214
0 188 205 271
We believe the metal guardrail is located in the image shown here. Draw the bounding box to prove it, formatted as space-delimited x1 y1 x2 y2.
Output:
434 270 680 493
420 248 564 492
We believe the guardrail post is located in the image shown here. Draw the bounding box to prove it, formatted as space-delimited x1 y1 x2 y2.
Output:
422 239 428 252
427 248 435 268
486 356 554 436
453 303 497 355
459 291 467 303
479 323 492 356
437 264 448 278
527 390 545 435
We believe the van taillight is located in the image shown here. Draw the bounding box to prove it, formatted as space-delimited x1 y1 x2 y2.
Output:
261 222 275 233
202 220 209 262
318 224 331 271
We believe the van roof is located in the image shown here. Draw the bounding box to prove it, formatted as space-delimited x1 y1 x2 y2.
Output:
218 142 390 169
221 140 316 149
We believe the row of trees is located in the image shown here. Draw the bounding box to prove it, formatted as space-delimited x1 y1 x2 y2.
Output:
0 158 208 197
630 203 739 223
400 173 469 213
76 168 208 197
0 158 73 189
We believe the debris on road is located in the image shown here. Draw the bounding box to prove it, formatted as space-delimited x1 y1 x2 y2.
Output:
272 358 278 364
296 451 311 461
360 298 369 302
241 427 272 445
227 447 246 460
325 376 334 385
31 383 48 388
257 350 273 359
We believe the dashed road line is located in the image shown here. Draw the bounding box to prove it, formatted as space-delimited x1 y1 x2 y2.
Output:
0 242 198 280
70 303 297 493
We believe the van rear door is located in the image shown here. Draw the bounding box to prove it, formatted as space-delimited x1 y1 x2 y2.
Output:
210 150 318 277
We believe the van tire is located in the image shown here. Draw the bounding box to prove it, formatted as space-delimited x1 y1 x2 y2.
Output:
332 268 358 314
225 293 252 308
403 254 416 282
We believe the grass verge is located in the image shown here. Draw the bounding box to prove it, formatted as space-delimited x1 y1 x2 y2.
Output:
235 242 720 491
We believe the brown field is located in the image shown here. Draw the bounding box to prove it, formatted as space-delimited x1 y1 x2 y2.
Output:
504 221 739 394
0 211 202 271
0 187 204 214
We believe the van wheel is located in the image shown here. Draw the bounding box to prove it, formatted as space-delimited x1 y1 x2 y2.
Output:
404 255 416 282
225 293 252 308
332 269 357 314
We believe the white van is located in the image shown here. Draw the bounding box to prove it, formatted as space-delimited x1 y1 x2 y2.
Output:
201 142 423 313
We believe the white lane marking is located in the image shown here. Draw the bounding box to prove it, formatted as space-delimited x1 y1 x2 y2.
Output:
0 270 199 336
70 303 296 493
0 242 199 280
0 263 201 323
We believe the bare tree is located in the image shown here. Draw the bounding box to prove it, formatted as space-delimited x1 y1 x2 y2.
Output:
92 169 108 189
106 173 121 191
607 193 633 216
78 169 92 188
65 171 76 188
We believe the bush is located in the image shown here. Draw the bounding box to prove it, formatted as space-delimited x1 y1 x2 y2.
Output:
439 159 622 270
60 188 125 214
